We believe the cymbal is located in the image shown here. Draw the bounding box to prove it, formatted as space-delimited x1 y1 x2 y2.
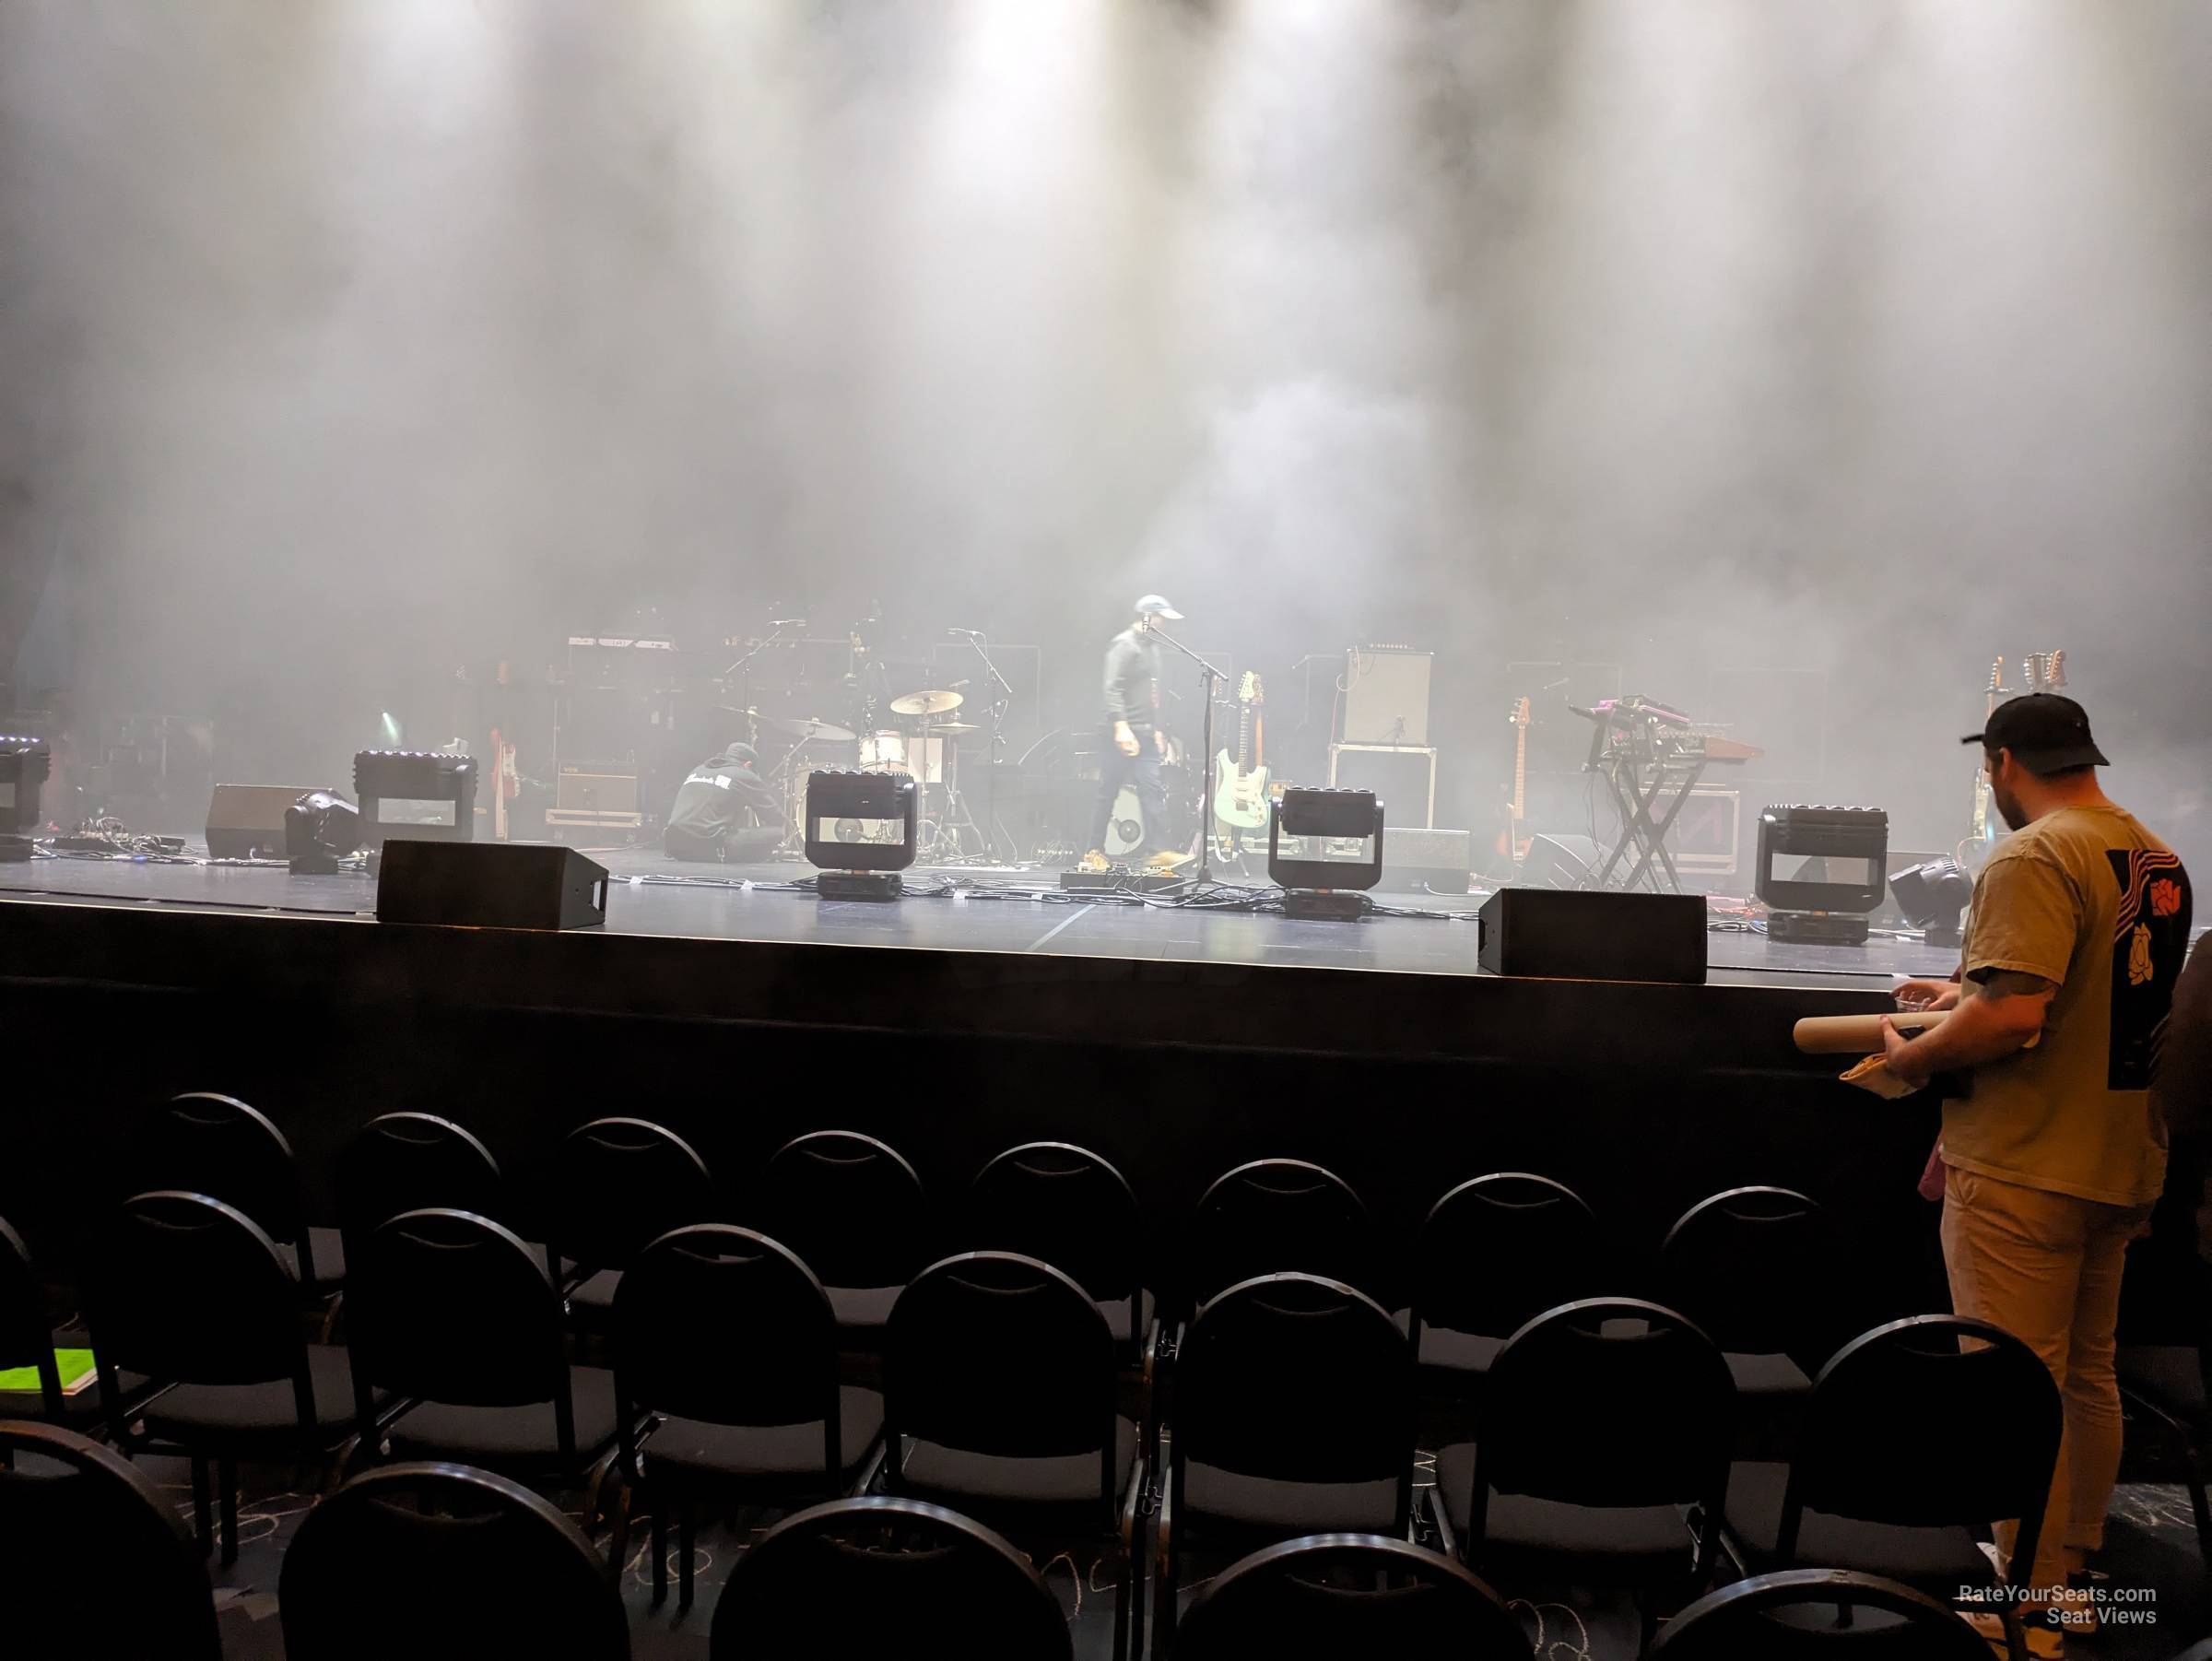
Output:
719 708 853 742
890 689 965 716
924 721 981 736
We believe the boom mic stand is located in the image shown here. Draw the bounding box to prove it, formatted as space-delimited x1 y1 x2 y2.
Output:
949 628 1016 864
1147 624 1228 887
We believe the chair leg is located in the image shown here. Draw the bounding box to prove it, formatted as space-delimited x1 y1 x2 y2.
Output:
650 1499 667 1607
678 1499 696 1612
218 1455 240 1567
2188 1463 2212 1570
190 1455 213 1557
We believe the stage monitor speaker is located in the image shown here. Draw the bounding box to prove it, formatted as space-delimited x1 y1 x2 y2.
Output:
1380 827 1472 895
376 840 608 931
206 783 324 860
1515 832 1602 891
1478 888 1706 984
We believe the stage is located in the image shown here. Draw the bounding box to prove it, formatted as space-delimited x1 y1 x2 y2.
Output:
0 842 1959 990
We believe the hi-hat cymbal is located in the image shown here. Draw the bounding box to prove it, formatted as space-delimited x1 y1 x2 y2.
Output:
890 689 965 716
924 721 981 736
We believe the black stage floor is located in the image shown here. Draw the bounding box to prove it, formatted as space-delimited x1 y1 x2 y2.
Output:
0 843 1959 988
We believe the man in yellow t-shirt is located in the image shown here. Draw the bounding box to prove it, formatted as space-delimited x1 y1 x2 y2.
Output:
1884 694 2193 1631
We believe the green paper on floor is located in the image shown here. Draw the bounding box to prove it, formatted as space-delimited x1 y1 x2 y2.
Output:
0 1347 99 1396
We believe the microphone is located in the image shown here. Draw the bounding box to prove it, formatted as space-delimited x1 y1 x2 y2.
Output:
946 627 983 637
1566 703 1598 721
770 618 806 629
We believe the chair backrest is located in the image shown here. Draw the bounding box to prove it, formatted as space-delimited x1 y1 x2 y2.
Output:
613 1226 840 1458
1660 1185 1828 1356
1479 1298 1735 1511
1784 1315 2061 1582
0 1216 59 1414
1415 1172 1605 1340
544 1116 715 1277
1175 1533 1527 1658
1188 1159 1377 1306
335 1113 506 1250
280 1461 629 1661
969 1141 1141 1305
885 1253 1116 1491
0 1420 222 1661
1652 1568 1993 1661
1177 1273 1413 1492
347 1209 566 1412
141 1092 309 1255
757 1131 929 1290
711 1496 1072 1661
81 1192 308 1407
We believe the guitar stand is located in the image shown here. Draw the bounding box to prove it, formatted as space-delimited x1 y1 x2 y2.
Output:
1590 754 1709 893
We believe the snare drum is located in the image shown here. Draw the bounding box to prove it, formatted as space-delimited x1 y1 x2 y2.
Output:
859 730 909 772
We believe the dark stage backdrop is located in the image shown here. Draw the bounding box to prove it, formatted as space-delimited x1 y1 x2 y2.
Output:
3 3 2208 864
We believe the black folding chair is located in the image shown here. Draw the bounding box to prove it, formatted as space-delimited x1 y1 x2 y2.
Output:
1155 1271 1417 1657
971 1141 1155 1359
79 1191 394 1563
1720 1315 2062 1661
1653 1568 1994 1660
1185 1159 1380 1310
0 1212 158 1429
542 1116 715 1325
1433 1297 1735 1642
710 1495 1073 1660
1660 1186 1829 1455
612 1224 883 1611
0 1419 221 1661
1174 1532 1528 1658
344 1208 633 1534
883 1251 1146 1657
754 1131 931 1340
1410 1172 1606 1384
334 1112 508 1256
280 1461 629 1661
141 1091 341 1296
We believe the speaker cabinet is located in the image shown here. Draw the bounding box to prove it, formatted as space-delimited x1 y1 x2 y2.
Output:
375 841 608 931
1478 888 1706 984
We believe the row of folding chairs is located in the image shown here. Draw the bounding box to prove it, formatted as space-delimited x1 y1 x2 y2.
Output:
0 1182 2065 1657
0 1419 2012 1661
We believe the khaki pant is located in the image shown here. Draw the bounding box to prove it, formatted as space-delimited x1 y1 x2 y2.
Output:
1940 1165 2151 1595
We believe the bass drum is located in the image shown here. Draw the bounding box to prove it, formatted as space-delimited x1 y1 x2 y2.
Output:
858 730 908 772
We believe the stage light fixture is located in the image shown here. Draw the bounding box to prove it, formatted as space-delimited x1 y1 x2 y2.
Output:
1755 805 1889 946
804 770 917 901
354 749 477 846
284 791 361 875
1269 786 1384 921
0 734 52 861
1889 856 1971 948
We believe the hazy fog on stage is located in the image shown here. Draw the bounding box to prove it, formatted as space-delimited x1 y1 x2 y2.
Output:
3 3 2208 886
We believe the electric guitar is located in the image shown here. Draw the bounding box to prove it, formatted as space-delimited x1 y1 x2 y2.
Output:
1493 696 1533 863
1212 672 1270 850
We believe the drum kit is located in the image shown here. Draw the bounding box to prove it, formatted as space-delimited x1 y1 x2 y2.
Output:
737 686 984 861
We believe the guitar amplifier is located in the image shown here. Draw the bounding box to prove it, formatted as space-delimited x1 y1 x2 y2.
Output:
556 768 641 816
206 783 324 859
1341 647 1431 746
1671 785 1740 875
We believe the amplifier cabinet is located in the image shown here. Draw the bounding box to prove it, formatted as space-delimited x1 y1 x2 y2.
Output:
1328 744 1437 830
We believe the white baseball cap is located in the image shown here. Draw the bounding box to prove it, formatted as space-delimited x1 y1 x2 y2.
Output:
1134 594 1182 620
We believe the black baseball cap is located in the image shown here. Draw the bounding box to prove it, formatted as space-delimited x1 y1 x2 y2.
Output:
1961 693 2110 773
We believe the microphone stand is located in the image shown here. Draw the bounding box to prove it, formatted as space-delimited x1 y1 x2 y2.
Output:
1147 624 1228 886
722 619 800 752
954 630 1016 864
